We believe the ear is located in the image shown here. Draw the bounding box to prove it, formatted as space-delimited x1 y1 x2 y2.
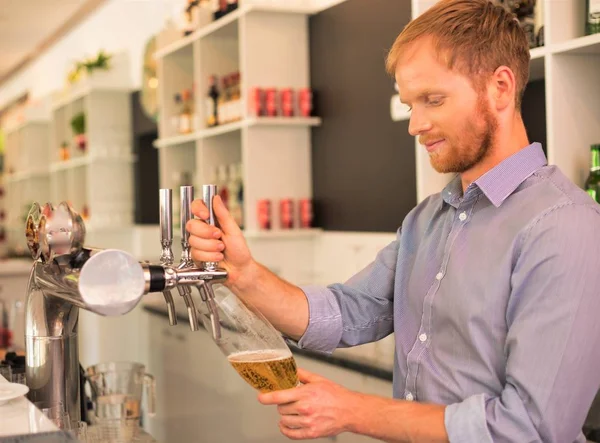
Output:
490 65 516 112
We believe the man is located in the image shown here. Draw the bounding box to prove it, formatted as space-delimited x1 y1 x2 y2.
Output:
187 0 600 441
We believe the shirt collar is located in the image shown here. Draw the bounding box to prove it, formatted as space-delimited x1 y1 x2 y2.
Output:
441 142 547 208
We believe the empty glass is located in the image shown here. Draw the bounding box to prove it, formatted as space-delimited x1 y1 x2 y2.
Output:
85 362 155 422
34 401 71 430
68 421 89 442
11 372 26 385
0 363 11 381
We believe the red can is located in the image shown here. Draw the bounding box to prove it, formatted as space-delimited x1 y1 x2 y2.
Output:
280 198 294 229
280 88 295 117
265 88 279 117
249 87 264 117
299 198 313 228
257 199 272 230
298 87 313 117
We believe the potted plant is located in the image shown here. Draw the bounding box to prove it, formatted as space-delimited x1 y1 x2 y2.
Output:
70 112 86 152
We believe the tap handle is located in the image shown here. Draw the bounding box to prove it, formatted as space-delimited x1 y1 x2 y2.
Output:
159 189 174 265
202 185 219 272
160 189 173 244
180 186 194 242
202 184 217 227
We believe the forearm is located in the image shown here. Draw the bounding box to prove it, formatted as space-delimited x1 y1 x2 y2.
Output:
229 260 309 340
350 393 448 443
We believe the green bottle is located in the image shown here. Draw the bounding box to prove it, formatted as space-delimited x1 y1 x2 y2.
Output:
584 144 600 202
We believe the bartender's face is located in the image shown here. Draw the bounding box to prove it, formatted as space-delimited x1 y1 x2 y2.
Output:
395 36 498 174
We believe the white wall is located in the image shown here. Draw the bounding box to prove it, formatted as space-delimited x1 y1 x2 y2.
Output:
0 0 187 108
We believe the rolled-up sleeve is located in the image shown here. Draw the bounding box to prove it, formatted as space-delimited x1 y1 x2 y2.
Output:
293 229 401 354
445 203 600 443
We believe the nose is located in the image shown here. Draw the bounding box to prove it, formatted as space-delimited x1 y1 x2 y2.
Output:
408 108 432 137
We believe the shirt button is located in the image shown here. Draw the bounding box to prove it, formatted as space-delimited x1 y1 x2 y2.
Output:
405 392 414 401
419 333 428 342
436 272 444 280
459 212 467 221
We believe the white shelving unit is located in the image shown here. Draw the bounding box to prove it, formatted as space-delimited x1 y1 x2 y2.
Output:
48 69 135 232
2 99 52 253
412 0 600 202
155 3 321 233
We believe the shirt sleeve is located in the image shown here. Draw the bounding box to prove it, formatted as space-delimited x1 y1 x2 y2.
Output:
291 229 401 354
445 203 600 443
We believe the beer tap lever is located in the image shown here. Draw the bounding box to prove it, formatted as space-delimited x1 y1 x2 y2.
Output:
178 185 200 331
159 189 177 326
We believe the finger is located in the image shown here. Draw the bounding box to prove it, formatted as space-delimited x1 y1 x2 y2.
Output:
188 236 225 253
279 414 308 429
191 248 223 263
278 422 312 440
258 388 300 406
297 368 327 384
191 199 209 220
213 195 242 234
277 403 299 416
186 219 221 239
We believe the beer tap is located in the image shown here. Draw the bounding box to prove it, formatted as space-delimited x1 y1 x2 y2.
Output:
174 185 200 331
159 189 177 326
196 184 222 341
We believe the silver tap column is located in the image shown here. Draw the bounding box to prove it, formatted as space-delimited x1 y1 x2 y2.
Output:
198 184 222 340
176 185 200 331
159 189 177 326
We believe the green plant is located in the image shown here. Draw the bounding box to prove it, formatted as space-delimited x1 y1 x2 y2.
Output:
70 112 86 135
67 50 112 84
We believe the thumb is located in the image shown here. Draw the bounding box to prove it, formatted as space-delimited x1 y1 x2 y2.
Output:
297 368 327 384
213 195 241 235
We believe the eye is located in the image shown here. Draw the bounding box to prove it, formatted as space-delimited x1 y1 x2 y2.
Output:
427 97 444 107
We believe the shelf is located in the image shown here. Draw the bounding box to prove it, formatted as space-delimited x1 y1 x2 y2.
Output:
529 46 547 82
3 168 50 183
3 119 49 135
154 117 322 148
155 3 319 59
52 84 132 111
49 155 137 172
551 33 600 55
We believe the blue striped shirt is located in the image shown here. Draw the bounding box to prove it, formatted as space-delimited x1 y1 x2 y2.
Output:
298 143 600 442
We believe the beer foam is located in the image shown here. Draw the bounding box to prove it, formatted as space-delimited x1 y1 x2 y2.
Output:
228 349 292 362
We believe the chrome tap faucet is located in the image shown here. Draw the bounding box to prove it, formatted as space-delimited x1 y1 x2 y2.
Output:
22 184 228 427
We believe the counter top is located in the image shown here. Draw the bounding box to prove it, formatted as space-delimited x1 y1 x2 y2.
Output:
0 375 58 438
142 295 393 382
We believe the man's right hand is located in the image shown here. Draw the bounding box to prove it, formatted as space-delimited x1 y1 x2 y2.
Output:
187 195 256 291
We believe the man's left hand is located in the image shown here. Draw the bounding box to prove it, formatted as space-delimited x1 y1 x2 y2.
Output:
257 367 360 440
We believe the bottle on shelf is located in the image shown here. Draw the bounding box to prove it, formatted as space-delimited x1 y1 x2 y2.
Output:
227 163 244 228
587 0 600 35
206 76 219 128
180 89 193 134
230 73 242 122
217 76 229 125
217 165 229 209
173 93 183 134
214 0 228 20
584 144 600 202
227 0 238 13
60 141 70 161
184 0 199 36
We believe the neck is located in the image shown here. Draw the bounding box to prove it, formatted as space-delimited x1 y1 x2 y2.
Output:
460 113 530 192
